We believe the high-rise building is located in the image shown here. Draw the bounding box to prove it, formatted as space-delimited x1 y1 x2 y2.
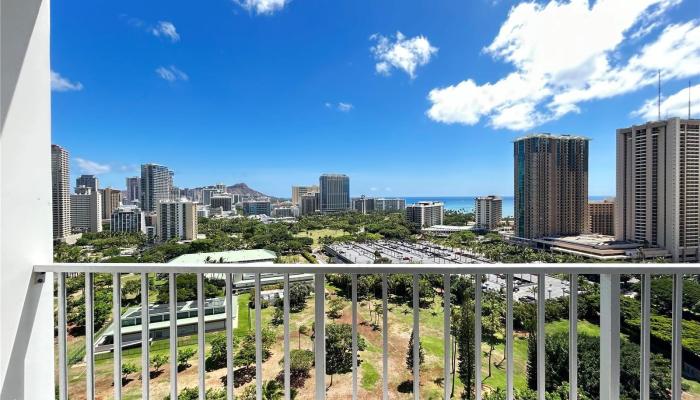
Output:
319 174 350 213
76 174 99 192
71 186 102 233
155 200 197 242
242 199 271 216
100 187 122 220
375 198 406 212
141 164 173 212
292 185 319 205
352 196 375 214
111 206 146 234
588 199 615 236
475 195 502 231
272 206 299 218
211 195 233 212
300 193 320 216
514 134 589 239
202 187 222 206
125 177 141 205
406 201 444 228
51 145 71 240
616 118 700 261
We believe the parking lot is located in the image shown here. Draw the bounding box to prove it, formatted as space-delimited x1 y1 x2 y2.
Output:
325 240 571 301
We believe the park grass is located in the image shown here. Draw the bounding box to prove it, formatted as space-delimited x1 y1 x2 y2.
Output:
294 228 347 246
361 361 380 390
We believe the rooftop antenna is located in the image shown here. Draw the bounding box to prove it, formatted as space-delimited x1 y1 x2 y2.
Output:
658 70 661 121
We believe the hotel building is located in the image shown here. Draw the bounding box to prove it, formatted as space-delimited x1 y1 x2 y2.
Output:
51 144 71 240
71 186 102 233
406 201 444 228
588 199 615 236
475 195 502 231
616 118 700 261
155 200 197 242
141 164 173 212
292 185 319 206
320 174 350 212
514 134 589 239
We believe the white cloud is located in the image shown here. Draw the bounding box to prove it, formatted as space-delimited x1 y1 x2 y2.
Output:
427 0 696 131
51 70 83 92
75 158 110 175
337 102 354 112
325 102 354 112
234 0 290 15
634 83 700 120
155 65 189 82
151 21 180 42
370 31 437 79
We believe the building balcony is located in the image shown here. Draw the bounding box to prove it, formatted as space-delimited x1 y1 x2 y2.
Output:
19 263 698 400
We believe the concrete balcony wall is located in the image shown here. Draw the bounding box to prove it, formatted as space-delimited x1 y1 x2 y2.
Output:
0 0 55 398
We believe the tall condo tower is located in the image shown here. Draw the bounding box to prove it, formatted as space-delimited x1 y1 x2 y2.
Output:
319 174 350 213
514 134 589 239
51 145 71 240
616 118 700 262
141 164 173 212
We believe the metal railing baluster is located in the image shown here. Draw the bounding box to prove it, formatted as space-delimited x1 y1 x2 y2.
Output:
141 273 150 400
641 274 650 400
537 273 545 400
413 273 420 399
197 274 206 399
382 274 389 400
443 274 451 400
672 274 683 400
225 273 234 400
475 273 482 400
169 273 178 400
86 272 95 400
600 274 620 400
256 273 263 400
352 273 358 400
113 272 122 400
57 273 68 400
315 273 326 399
569 274 578 400
284 274 291 400
506 274 514 400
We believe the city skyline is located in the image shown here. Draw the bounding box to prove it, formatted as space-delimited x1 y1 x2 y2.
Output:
51 0 699 197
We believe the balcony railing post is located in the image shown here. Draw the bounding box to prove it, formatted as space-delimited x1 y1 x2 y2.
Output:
443 274 451 400
641 274 650 400
382 274 389 400
672 274 683 400
506 274 514 399
475 273 482 400
314 273 326 399
113 272 122 400
225 273 235 400
141 273 150 400
256 273 263 400
569 274 578 400
284 274 291 400
169 273 178 399
537 273 545 400
197 273 206 399
413 274 420 399
86 272 95 400
57 273 68 400
599 273 620 400
352 273 358 400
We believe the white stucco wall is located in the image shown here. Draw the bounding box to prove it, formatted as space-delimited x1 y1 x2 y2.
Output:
0 0 55 397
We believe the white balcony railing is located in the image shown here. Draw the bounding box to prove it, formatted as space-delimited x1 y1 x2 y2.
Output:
34 263 699 400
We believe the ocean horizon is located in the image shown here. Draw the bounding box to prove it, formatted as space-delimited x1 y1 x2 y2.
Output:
403 195 613 217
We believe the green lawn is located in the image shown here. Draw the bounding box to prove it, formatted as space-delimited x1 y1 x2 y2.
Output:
294 229 347 246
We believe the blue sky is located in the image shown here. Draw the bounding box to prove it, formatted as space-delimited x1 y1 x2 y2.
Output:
51 0 699 198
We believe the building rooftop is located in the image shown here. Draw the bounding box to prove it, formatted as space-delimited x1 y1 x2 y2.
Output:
514 133 590 142
168 249 277 264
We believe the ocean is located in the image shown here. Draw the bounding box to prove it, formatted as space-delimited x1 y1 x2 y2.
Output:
404 195 612 217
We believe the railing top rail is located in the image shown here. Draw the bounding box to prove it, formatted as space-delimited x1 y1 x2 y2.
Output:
34 262 700 274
